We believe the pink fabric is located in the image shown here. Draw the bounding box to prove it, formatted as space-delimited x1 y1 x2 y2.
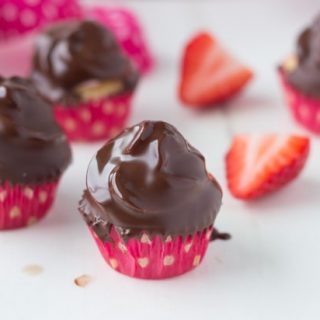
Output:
84 6 154 74
0 181 59 230
280 70 320 134
90 226 213 279
54 94 132 142
0 0 82 41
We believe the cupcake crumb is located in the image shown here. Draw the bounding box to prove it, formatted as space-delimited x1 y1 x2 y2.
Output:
22 264 43 276
74 274 92 287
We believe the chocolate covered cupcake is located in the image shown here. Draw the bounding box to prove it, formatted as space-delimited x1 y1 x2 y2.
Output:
79 121 222 279
279 14 320 134
0 76 71 229
31 20 139 142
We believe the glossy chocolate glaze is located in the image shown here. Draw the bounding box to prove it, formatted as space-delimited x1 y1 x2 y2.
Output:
0 77 72 185
79 121 223 242
287 15 320 98
31 20 139 106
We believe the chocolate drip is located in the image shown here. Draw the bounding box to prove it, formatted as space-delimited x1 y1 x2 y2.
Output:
286 14 320 98
210 229 231 241
31 20 139 106
0 77 71 184
79 121 222 242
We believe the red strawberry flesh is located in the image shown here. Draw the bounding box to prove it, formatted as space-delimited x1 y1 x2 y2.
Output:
179 32 253 107
226 134 310 200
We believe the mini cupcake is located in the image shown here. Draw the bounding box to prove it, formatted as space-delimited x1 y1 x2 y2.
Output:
0 76 71 230
79 121 223 279
279 14 320 134
0 0 82 41
31 20 139 142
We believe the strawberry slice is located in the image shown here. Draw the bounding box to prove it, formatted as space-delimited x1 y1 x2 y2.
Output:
226 135 310 200
179 32 253 107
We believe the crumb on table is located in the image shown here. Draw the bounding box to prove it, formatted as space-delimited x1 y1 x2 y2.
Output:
22 264 43 276
74 274 92 287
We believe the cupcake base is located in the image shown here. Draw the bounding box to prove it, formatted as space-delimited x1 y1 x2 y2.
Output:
54 94 132 142
90 226 213 279
0 181 59 230
279 69 320 134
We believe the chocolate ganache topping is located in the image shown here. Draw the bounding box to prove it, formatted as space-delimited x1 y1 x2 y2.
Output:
0 77 72 184
79 121 223 242
31 20 139 106
286 15 320 98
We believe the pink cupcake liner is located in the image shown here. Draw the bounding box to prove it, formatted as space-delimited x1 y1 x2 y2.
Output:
279 70 320 134
0 31 34 77
54 94 132 142
90 226 213 279
0 181 59 230
85 6 154 74
0 0 82 41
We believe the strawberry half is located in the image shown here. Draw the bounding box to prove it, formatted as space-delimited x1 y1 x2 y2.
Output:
179 32 253 107
226 134 310 200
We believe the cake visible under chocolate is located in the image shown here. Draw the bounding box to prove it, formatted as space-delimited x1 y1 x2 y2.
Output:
79 121 223 242
0 77 71 184
286 15 320 98
31 20 139 106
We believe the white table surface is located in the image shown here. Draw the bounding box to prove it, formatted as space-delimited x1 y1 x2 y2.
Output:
1 1 320 319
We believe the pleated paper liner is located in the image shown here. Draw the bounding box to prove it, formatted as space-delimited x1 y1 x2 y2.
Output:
279 69 320 134
0 0 81 41
0 181 59 230
54 94 132 142
90 226 213 279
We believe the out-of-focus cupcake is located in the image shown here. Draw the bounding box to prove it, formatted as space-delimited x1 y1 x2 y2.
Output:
279 14 320 134
31 20 139 142
0 0 82 41
0 77 71 230
79 121 223 279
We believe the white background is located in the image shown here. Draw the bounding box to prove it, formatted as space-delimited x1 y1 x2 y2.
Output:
1 1 320 319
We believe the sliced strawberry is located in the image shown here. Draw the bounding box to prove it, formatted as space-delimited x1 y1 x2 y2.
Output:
226 134 310 200
179 32 253 107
